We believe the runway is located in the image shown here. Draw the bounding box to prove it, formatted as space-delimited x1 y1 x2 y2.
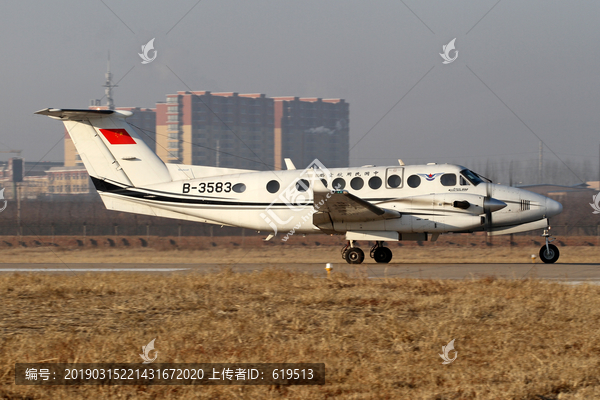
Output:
1 262 600 281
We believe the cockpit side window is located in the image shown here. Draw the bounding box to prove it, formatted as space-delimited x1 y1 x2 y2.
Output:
460 176 470 186
460 169 483 186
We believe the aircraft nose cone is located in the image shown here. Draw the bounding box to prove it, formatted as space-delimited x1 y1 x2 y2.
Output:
483 198 507 212
545 197 563 218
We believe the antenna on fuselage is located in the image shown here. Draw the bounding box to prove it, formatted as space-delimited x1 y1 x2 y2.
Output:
398 159 405 166
284 158 296 170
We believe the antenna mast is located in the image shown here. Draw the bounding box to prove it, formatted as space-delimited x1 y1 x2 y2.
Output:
103 52 117 110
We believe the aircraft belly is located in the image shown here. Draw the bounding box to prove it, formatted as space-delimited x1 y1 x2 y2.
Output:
99 193 229 225
173 205 311 232
331 217 409 233
102 193 314 232
439 215 482 231
490 212 522 227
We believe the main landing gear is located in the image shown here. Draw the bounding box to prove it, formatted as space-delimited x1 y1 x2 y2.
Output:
341 241 392 264
539 228 560 264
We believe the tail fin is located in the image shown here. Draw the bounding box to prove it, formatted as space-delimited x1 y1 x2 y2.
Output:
35 108 171 187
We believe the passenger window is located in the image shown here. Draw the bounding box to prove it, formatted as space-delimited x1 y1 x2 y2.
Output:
441 174 456 186
232 183 246 193
407 175 421 188
332 178 346 190
368 176 382 189
320 179 328 188
387 174 401 188
296 179 309 192
350 177 364 190
266 180 280 193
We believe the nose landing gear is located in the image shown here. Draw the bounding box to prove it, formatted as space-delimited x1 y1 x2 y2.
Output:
539 228 560 263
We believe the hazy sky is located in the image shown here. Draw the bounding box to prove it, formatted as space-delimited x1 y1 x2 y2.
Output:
1 1 599 175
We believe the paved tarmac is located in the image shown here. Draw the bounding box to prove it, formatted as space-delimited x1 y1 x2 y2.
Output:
1 262 600 281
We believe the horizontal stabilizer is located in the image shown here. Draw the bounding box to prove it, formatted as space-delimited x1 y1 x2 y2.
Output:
35 108 132 120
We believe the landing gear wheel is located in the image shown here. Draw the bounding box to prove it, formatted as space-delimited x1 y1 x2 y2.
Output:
341 241 351 261
373 247 393 263
539 244 559 264
345 248 365 264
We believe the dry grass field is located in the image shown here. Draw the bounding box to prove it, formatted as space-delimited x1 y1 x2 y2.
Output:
2 269 600 399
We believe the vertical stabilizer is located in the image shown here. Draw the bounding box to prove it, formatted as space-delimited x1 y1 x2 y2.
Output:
35 108 171 187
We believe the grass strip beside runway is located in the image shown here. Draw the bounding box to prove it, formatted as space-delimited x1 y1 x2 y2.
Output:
1 269 600 399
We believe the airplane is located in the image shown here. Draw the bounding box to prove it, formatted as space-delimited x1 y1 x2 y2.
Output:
35 108 564 264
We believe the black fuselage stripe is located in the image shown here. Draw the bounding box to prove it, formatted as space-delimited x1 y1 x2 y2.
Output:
91 177 396 207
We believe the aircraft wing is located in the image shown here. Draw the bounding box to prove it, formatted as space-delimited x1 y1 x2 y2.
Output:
313 180 400 225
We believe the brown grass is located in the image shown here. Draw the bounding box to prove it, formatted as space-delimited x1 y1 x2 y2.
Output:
2 270 600 399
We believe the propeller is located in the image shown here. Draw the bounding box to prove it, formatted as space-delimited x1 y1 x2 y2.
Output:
484 183 493 232
483 182 507 232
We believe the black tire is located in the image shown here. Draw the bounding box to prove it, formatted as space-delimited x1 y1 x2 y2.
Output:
539 244 559 264
373 247 393 263
346 248 365 264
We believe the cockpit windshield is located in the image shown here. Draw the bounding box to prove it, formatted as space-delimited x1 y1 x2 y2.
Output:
460 169 484 186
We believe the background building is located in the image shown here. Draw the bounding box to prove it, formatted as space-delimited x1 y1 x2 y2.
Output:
155 92 350 170
46 166 92 195
0 160 92 199
155 91 274 170
273 97 349 170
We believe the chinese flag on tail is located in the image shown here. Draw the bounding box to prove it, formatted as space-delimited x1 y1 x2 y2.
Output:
99 128 136 145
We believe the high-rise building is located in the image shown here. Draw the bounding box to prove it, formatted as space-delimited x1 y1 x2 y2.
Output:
273 97 349 170
155 91 275 170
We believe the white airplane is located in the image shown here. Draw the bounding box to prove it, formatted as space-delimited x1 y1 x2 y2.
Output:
36 108 564 264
